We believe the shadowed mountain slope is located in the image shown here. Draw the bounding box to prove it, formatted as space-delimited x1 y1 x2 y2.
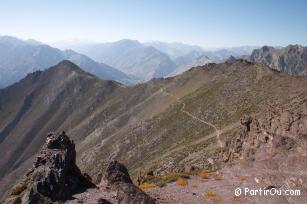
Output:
0 60 122 198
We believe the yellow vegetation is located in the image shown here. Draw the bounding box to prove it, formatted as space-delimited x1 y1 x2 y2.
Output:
204 188 222 204
176 177 187 186
139 183 156 190
197 171 209 179
142 172 190 187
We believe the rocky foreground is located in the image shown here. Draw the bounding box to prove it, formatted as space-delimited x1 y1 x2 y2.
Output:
4 132 155 204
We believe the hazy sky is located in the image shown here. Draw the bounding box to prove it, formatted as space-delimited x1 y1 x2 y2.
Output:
0 0 306 47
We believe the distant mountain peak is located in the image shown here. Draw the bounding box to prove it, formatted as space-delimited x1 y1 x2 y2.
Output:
49 60 96 79
250 44 307 75
70 39 177 80
225 55 236 64
113 39 143 48
25 39 43 46
0 35 26 46
56 59 81 70
118 38 140 44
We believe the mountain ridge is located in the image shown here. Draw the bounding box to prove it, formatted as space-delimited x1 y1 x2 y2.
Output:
0 36 136 87
250 44 307 75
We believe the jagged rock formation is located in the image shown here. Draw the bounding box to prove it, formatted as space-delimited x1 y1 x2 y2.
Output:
104 161 133 185
224 106 307 163
4 132 155 204
104 161 156 204
250 45 307 75
217 107 307 203
4 132 95 203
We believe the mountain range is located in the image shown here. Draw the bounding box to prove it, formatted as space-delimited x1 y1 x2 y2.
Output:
9 36 307 91
250 44 307 75
0 35 260 95
1 58 307 201
57 40 257 81
144 41 204 60
62 39 177 80
0 36 136 87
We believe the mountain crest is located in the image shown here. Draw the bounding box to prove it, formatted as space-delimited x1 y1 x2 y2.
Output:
53 60 82 71
250 44 307 75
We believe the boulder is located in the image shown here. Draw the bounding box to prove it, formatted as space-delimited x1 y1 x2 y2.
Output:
105 160 133 185
116 182 156 204
104 161 156 204
4 132 95 203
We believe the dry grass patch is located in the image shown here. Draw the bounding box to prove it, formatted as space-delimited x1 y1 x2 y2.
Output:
204 188 222 204
238 158 246 165
197 171 209 179
139 183 156 190
176 177 187 186
142 172 190 187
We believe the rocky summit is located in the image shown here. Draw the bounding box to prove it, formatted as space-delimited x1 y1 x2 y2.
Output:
4 132 95 204
4 132 155 204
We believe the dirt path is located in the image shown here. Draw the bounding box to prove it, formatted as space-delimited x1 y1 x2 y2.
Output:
149 122 239 165
161 88 224 148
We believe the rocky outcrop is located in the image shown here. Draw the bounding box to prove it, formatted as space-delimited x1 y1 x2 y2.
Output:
4 132 95 204
223 106 307 163
250 45 307 75
219 106 307 203
105 161 133 186
104 161 156 204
